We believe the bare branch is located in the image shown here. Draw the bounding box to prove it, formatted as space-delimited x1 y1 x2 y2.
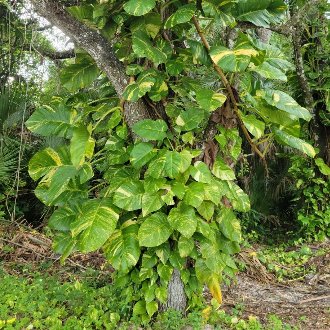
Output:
23 44 75 60
36 24 53 32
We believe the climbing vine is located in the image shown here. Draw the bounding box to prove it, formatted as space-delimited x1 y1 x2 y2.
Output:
24 0 322 322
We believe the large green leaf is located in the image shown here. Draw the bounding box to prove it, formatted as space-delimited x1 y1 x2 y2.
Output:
145 150 167 178
164 4 195 28
104 221 141 273
184 182 205 208
26 105 76 137
224 181 251 212
166 58 185 76
315 158 330 175
66 5 93 25
123 0 156 16
144 177 167 193
250 96 301 133
148 79 168 101
235 0 287 28
132 119 168 141
178 236 194 258
175 108 205 131
187 40 211 66
70 198 119 252
113 180 144 211
211 157 236 180
165 150 192 178
196 217 216 242
190 161 212 183
250 62 287 81
77 162 94 184
130 13 162 39
197 201 215 221
48 206 76 232
210 45 258 72
130 142 156 168
168 203 198 238
240 112 265 139
138 212 173 247
132 31 167 64
36 165 78 206
122 70 158 102
29 148 63 181
61 59 99 92
53 232 77 262
258 90 312 121
216 208 242 242
146 301 158 317
141 192 164 216
122 83 142 102
195 258 222 303
70 126 95 167
195 88 227 112
204 180 224 205
273 128 316 158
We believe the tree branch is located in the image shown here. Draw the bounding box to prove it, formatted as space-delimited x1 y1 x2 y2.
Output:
29 0 152 131
23 44 75 60
36 24 53 32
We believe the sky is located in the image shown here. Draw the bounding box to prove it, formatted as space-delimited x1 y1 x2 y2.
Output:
16 2 73 84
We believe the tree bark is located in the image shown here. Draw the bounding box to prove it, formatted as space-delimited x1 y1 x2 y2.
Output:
291 28 314 111
166 269 187 312
256 28 271 43
29 0 152 130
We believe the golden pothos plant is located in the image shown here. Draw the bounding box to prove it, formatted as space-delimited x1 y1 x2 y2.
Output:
25 0 317 322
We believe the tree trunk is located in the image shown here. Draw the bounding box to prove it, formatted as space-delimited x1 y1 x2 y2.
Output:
291 28 314 111
30 0 152 130
166 269 187 312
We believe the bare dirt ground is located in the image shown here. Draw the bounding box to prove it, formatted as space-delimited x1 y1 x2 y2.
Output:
222 249 330 329
1 222 329 329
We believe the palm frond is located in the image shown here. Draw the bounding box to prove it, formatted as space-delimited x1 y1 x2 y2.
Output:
0 136 19 183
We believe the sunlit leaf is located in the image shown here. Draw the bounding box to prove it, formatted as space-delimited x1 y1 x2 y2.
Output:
132 119 168 141
70 198 119 252
164 4 195 28
104 221 141 273
273 127 316 158
138 212 173 247
123 0 156 16
113 180 144 210
216 208 242 242
195 88 226 112
258 89 312 121
168 202 198 238
26 105 76 138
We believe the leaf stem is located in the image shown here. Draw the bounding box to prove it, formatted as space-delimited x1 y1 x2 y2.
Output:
192 15 266 164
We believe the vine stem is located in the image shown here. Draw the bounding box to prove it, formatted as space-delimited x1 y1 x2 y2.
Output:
192 16 266 164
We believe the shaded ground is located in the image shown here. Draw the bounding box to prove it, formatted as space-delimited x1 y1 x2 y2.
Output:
0 222 329 329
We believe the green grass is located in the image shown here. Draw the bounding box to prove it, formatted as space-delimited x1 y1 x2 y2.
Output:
0 268 299 330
